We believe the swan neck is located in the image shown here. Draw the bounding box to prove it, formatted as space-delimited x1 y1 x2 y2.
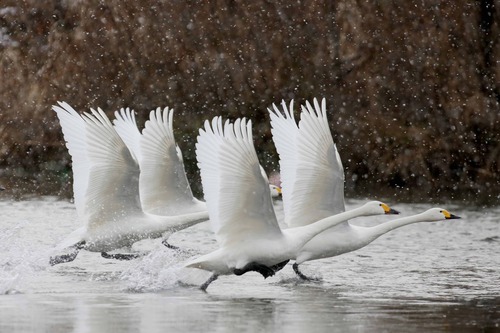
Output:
287 207 366 248
156 211 209 231
367 213 426 241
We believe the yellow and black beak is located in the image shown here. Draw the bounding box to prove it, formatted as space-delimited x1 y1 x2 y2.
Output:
443 210 461 219
381 203 400 215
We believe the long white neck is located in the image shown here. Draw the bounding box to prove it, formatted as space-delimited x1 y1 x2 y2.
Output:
364 213 430 243
149 211 209 233
284 206 373 251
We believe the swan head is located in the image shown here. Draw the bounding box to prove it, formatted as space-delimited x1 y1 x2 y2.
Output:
420 208 461 221
269 185 282 198
361 201 400 215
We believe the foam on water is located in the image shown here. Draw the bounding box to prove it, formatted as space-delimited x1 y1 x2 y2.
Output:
0 220 52 294
120 243 208 291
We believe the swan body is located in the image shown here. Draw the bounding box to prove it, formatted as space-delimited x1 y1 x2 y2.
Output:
51 102 208 264
269 98 460 278
185 117 398 289
187 200 397 275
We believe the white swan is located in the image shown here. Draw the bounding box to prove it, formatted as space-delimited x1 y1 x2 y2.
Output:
269 98 460 279
113 107 210 249
50 102 209 265
185 117 399 290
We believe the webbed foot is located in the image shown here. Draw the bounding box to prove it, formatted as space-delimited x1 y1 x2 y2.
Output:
49 251 79 265
101 252 142 260
292 263 320 281
49 241 85 266
200 274 219 291
270 259 289 273
162 239 180 250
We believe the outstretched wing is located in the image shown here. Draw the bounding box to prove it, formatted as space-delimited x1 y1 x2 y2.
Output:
52 102 90 218
115 107 203 215
113 108 142 163
138 107 202 215
81 108 142 229
196 117 282 248
268 100 300 226
271 98 345 227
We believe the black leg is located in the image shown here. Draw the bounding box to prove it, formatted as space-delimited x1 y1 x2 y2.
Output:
200 274 219 291
101 252 142 260
162 239 179 250
49 241 86 266
292 262 319 281
49 250 80 265
233 262 275 279
270 259 289 273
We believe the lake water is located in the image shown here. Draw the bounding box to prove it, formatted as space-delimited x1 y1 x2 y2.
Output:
0 198 499 332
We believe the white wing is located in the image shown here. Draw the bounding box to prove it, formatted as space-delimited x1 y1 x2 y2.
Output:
52 102 90 217
268 100 300 226
139 107 202 215
196 117 282 248
113 108 142 162
114 107 203 215
82 108 142 229
271 98 345 228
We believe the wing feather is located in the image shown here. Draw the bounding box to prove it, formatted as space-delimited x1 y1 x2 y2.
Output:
81 108 142 228
138 107 200 215
52 102 90 217
270 98 345 228
113 108 142 162
268 100 300 226
196 117 281 247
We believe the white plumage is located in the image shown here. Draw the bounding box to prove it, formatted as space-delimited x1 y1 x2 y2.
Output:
50 103 209 264
113 107 207 216
186 116 398 290
269 98 460 279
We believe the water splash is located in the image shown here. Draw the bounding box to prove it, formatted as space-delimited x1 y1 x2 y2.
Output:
120 244 201 292
0 220 52 294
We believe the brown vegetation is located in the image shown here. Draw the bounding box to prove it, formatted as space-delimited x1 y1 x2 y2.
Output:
0 1 499 202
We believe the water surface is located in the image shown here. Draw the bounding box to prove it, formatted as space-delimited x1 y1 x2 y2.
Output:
0 198 499 332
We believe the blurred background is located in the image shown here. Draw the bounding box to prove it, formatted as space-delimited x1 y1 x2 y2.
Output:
0 0 498 203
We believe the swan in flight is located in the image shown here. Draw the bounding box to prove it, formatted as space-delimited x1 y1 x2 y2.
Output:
113 107 208 248
269 98 460 280
50 102 209 265
185 117 399 290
